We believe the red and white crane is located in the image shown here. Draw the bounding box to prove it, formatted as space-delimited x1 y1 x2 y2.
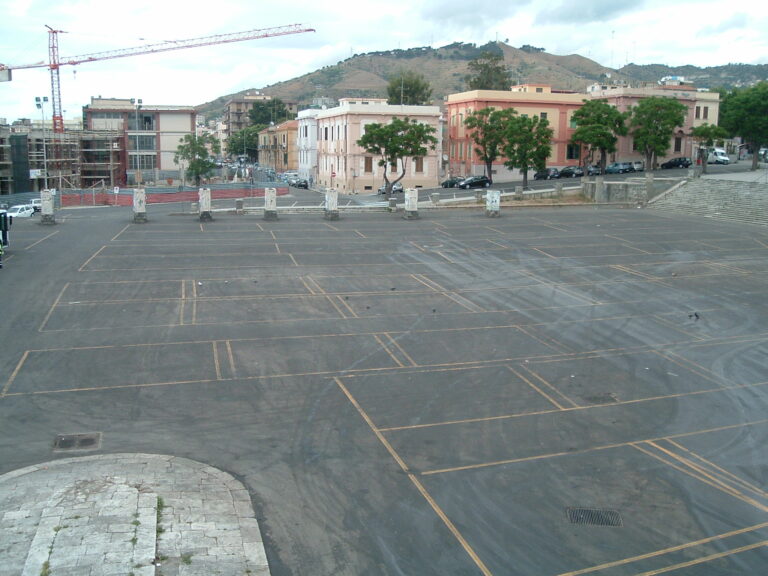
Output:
0 23 315 133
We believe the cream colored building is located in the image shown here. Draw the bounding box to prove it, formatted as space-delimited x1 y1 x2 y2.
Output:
258 120 298 173
314 98 441 194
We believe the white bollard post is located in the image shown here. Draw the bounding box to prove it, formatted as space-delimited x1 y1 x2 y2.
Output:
403 188 419 220
198 187 212 221
485 189 500 217
40 188 56 225
133 187 147 223
264 187 278 220
324 189 339 220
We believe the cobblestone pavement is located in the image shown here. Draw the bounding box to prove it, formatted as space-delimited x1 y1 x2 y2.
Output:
0 454 268 576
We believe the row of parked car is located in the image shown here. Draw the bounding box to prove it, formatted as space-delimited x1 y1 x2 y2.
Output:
0 200 39 218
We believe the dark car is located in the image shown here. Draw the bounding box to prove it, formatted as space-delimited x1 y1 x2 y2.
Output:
458 175 491 189
605 162 634 174
378 182 404 194
660 157 692 169
587 165 602 176
558 165 584 178
441 176 464 188
533 168 560 180
292 178 309 189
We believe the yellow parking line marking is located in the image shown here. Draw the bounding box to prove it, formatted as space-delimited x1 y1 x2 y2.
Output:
78 246 106 272
212 341 222 381
25 230 59 250
334 377 493 576
633 540 768 576
39 283 68 332
557 522 768 575
110 224 130 241
1 351 29 396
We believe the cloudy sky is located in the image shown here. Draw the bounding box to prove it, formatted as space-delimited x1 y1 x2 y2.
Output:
1 0 765 123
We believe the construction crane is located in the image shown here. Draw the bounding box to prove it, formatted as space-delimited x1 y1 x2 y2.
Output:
0 23 315 133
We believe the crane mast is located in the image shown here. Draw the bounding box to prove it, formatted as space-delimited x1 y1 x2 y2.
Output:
2 24 315 133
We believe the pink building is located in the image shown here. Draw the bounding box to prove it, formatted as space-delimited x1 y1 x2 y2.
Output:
315 98 441 194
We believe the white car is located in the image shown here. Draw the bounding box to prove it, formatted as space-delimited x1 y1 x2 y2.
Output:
7 205 34 218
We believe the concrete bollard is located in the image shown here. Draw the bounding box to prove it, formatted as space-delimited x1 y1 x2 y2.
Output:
324 189 339 220
485 189 500 217
430 192 440 205
133 187 147 223
388 197 398 210
264 187 278 220
475 190 484 202
403 188 419 220
40 188 56 225
235 199 244 214
198 188 213 221
514 185 523 201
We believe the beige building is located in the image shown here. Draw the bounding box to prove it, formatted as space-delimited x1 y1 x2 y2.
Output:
314 98 442 193
258 120 298 173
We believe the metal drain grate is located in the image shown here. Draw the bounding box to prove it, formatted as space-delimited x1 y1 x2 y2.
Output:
53 432 101 452
566 507 623 527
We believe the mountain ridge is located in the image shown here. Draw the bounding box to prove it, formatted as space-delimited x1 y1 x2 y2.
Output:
195 41 767 121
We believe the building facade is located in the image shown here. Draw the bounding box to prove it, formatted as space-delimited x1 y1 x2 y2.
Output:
585 83 721 164
297 109 319 183
314 98 442 193
83 98 195 185
446 85 585 180
258 120 299 174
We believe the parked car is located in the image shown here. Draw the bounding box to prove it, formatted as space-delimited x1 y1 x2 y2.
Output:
30 198 42 212
587 165 602 176
533 168 560 180
458 175 491 189
7 204 34 218
441 176 464 188
605 162 634 174
292 179 309 189
378 182 404 194
707 149 730 164
558 165 584 178
632 161 645 172
660 157 692 169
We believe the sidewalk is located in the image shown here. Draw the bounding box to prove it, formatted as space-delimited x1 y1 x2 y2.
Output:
0 454 269 576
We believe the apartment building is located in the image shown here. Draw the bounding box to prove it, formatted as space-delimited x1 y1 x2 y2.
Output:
258 120 299 174
446 85 585 180
83 97 195 185
313 98 442 193
586 82 721 163
297 109 319 183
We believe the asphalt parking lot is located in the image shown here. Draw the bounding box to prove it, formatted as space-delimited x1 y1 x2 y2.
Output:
1 201 767 575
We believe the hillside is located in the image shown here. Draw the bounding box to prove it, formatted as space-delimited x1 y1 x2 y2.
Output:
195 41 766 121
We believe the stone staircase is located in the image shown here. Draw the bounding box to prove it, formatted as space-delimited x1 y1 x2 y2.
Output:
648 178 768 226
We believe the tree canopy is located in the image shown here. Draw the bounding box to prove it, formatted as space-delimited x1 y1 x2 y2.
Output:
387 70 433 105
503 115 554 188
629 96 688 170
720 82 768 170
174 133 220 186
248 98 293 126
465 51 512 91
464 107 518 184
570 99 629 171
356 116 437 193
227 126 263 161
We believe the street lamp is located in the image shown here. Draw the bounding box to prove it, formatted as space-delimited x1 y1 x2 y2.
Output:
130 98 143 184
35 96 49 189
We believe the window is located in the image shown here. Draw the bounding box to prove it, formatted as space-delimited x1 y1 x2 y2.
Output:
536 87 543 93
415 157 424 173
364 156 373 173
674 137 682 152
566 144 580 160
569 116 578 129
540 112 548 120
703 107 709 119
695 106 701 119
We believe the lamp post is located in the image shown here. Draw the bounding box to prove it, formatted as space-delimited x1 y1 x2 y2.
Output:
35 96 49 189
131 98 143 184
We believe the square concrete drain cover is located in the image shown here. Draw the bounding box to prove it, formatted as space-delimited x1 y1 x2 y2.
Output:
566 507 623 527
53 432 101 452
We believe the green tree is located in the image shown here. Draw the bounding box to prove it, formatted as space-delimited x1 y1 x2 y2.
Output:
571 99 629 172
629 96 688 170
720 82 768 170
357 117 438 194
464 107 518 184
503 115 554 189
248 98 292 125
387 70 433 105
465 51 511 90
174 133 221 186
690 123 729 174
227 126 263 161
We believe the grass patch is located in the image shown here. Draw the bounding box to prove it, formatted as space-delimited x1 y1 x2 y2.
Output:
181 552 193 565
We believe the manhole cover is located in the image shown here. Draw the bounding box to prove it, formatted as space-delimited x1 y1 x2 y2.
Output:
566 507 623 527
53 432 101 452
